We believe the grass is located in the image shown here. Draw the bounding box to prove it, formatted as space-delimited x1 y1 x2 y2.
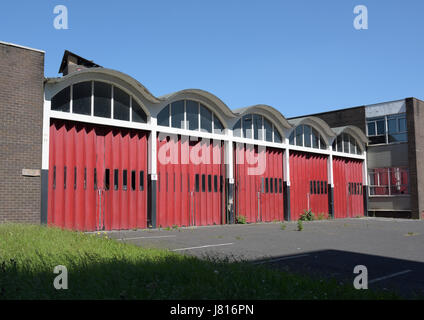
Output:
0 223 401 300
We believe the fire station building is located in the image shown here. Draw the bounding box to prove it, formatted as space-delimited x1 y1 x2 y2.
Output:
2 41 420 232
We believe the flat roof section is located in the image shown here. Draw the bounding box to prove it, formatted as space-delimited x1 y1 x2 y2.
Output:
0 40 45 53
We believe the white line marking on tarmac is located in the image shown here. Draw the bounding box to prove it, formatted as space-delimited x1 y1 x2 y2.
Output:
369 270 412 284
118 235 177 241
172 243 234 251
253 254 310 265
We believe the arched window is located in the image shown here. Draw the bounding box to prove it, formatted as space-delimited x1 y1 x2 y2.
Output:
157 100 225 134
289 124 326 150
51 81 147 123
332 133 362 155
233 113 282 143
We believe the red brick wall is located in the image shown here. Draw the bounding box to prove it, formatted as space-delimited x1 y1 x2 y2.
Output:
0 43 44 223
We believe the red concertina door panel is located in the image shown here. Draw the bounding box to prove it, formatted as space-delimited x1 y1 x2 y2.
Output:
333 157 364 218
48 119 148 231
289 151 329 220
234 144 284 223
156 135 225 228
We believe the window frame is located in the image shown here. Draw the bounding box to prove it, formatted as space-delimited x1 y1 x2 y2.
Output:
50 81 148 124
368 167 410 196
289 124 327 150
366 113 408 145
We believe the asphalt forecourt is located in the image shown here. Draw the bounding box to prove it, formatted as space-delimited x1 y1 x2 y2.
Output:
105 217 424 298
0 222 405 300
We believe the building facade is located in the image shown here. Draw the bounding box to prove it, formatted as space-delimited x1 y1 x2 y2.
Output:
4 41 419 232
290 98 424 219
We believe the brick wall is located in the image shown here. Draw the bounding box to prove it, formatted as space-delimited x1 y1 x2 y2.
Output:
406 98 424 219
0 43 44 223
290 106 367 132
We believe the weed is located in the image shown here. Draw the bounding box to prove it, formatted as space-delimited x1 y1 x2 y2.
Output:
317 213 326 220
236 215 247 224
406 232 418 236
297 220 304 231
280 223 287 230
300 209 315 221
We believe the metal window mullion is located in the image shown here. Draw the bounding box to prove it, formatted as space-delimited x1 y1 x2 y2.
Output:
129 96 132 122
70 84 73 113
318 132 320 149
91 81 94 116
198 102 200 132
184 100 187 130
250 113 255 140
261 116 264 141
111 86 114 119
385 116 389 144
387 167 391 195
169 102 172 128
241 114 244 138
212 112 214 134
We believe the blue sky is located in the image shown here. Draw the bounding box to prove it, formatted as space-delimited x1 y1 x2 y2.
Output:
1 0 424 117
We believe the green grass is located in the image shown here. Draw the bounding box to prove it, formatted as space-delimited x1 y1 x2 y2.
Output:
0 223 401 300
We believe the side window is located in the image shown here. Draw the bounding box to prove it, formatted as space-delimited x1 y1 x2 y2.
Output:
131 170 136 191
279 178 283 193
53 166 56 190
123 170 128 191
64 166 67 189
114 169 119 190
214 175 218 193
94 168 97 190
310 181 313 194
270 178 273 193
195 174 200 192
105 169 110 190
275 178 278 194
265 178 269 193
74 167 77 190
202 174 206 192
